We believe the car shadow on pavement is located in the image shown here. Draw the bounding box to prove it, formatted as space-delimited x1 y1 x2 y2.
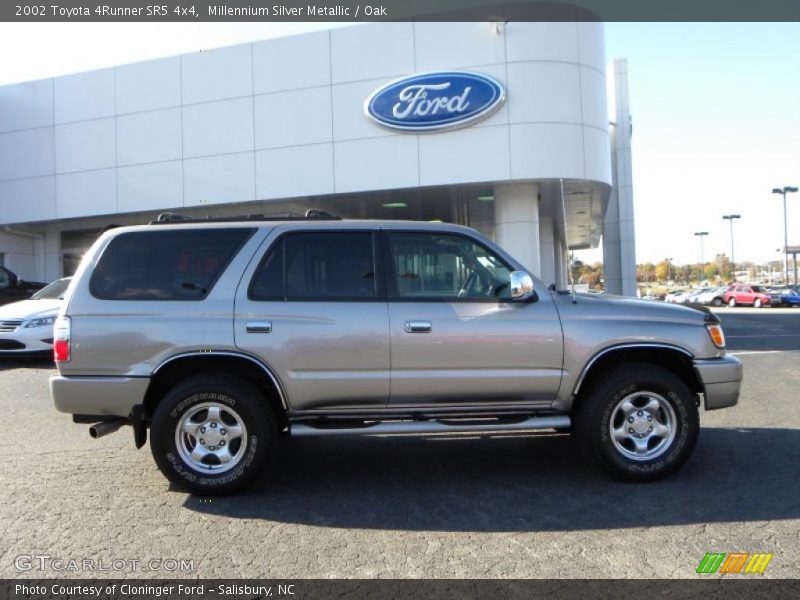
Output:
182 427 799 532
0 355 53 371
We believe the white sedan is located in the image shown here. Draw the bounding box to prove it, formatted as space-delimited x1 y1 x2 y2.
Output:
0 277 70 355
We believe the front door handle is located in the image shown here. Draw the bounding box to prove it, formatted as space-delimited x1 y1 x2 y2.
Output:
404 320 432 333
246 320 272 333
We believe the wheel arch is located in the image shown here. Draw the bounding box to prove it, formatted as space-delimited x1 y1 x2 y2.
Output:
144 351 288 426
572 344 703 413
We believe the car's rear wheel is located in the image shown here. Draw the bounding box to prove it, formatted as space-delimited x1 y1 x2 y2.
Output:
150 374 277 495
575 364 699 482
728 297 737 307
711 297 723 307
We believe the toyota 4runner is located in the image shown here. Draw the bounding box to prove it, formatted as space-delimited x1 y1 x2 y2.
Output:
50 214 742 494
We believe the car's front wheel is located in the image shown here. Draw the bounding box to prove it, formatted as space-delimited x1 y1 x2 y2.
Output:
150 374 277 495
754 298 763 308
711 297 723 307
728 297 737 307
575 364 699 482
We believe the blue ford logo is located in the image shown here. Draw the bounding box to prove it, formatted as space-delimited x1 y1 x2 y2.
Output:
364 71 506 133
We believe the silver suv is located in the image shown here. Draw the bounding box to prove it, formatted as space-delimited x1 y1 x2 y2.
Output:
50 214 742 494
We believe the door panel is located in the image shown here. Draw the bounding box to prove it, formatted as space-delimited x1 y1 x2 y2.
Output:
235 301 390 411
388 300 564 405
234 229 390 411
383 230 563 406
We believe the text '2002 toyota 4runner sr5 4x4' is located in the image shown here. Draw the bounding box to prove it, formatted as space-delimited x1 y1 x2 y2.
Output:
50 212 742 495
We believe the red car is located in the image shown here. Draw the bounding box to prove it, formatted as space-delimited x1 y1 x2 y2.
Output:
723 284 771 308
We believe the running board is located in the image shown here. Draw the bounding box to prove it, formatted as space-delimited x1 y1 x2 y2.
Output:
290 415 570 437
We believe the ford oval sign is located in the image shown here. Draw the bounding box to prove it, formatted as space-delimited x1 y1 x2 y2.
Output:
364 71 505 133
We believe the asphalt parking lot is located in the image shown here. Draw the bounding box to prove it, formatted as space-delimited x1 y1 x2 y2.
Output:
0 308 798 579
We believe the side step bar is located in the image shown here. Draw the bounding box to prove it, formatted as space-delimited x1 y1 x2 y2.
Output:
291 415 570 437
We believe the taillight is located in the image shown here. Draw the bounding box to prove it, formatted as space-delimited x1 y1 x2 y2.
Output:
706 323 726 349
54 315 71 362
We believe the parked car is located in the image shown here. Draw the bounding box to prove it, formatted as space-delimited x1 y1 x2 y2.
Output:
664 290 690 304
0 277 71 354
50 214 741 494
684 288 713 304
696 286 729 307
0 266 46 307
768 287 800 308
723 284 771 308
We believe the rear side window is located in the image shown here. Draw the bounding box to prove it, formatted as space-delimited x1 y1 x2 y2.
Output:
249 232 377 300
90 228 254 301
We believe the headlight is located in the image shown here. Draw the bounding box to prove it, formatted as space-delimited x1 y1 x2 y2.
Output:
706 323 726 349
24 316 56 329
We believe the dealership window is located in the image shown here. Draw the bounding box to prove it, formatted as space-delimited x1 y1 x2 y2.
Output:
90 228 254 300
387 232 512 300
250 232 377 300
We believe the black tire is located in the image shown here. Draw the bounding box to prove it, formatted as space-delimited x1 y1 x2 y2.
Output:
711 297 723 307
728 297 737 307
574 364 699 482
150 374 277 495
754 298 763 308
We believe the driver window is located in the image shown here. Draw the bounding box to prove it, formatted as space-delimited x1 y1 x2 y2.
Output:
388 232 512 301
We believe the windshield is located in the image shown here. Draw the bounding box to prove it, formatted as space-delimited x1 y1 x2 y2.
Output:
30 278 71 300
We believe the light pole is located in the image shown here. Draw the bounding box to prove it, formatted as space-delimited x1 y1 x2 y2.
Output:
772 186 798 284
666 257 673 282
722 215 741 282
694 231 708 283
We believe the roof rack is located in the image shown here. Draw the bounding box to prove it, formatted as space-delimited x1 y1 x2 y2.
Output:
149 209 342 225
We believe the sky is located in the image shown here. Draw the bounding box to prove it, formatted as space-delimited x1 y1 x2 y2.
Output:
0 21 797 267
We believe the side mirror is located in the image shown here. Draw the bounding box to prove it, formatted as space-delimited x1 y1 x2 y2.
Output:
509 271 535 301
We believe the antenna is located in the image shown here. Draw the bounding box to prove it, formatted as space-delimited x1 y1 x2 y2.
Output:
560 179 577 304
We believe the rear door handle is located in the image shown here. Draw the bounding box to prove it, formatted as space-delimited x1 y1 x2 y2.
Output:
404 320 432 333
246 320 272 333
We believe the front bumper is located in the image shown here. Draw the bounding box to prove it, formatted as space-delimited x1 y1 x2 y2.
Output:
0 328 54 353
50 375 150 417
693 355 743 410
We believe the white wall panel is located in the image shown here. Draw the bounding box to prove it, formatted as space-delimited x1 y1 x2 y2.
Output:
182 97 254 158
56 169 116 218
331 23 414 84
580 67 608 130
118 161 183 212
584 126 612 184
332 78 391 141
0 128 54 180
414 22 506 71
419 125 510 186
253 31 331 94
334 136 418 193
54 69 115 123
256 144 334 199
0 177 56 224
181 44 253 105
183 152 254 206
509 123 584 180
506 22 580 63
0 79 53 133
578 22 606 73
116 57 181 114
55 118 115 173
117 108 182 166
254 87 332 149
507 62 582 125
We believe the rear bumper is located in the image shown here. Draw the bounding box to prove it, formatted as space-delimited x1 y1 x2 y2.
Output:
50 375 150 417
693 355 743 410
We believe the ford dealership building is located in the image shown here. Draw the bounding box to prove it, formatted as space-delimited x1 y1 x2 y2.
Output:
0 21 636 295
